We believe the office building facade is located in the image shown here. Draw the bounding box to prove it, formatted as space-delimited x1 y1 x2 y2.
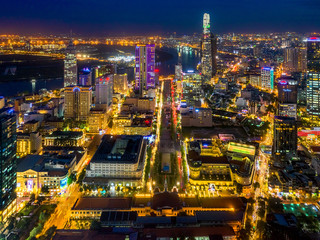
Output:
273 116 297 158
78 68 92 86
113 74 128 95
64 40 77 87
135 44 155 96
95 74 113 112
261 67 274 90
278 77 298 119
64 86 92 121
0 108 17 222
307 37 320 117
86 135 147 186
284 47 307 73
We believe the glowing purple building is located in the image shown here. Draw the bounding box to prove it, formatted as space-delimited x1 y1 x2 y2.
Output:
135 44 155 96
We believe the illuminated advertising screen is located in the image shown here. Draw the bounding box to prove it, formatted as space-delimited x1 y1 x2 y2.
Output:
60 176 68 189
27 180 33 191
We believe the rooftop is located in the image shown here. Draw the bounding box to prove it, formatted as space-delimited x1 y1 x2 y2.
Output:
91 135 145 164
200 197 246 210
151 191 182 210
72 197 132 210
45 131 83 139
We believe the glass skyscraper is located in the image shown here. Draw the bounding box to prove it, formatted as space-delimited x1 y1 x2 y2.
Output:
306 37 320 117
261 67 274 90
64 39 78 87
201 13 217 80
0 108 17 222
135 44 155 96
273 116 297 159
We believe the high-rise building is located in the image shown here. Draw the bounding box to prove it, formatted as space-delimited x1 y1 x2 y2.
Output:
94 64 116 80
261 67 274 90
95 74 113 112
78 68 92 86
181 72 202 107
307 37 320 72
135 44 155 96
113 74 128 95
273 116 297 158
201 13 217 80
0 96 4 109
64 40 77 87
175 64 183 81
0 108 17 222
277 76 298 119
307 37 320 118
284 47 307 73
64 86 92 121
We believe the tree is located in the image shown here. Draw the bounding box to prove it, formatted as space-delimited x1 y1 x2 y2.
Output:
77 169 86 184
258 207 266 219
90 220 101 230
257 220 267 236
267 197 283 213
29 193 36 203
253 182 260 190
38 226 57 240
235 183 243 195
67 173 77 185
41 186 49 194
246 204 254 216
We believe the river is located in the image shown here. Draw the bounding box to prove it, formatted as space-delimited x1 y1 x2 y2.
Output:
0 47 200 97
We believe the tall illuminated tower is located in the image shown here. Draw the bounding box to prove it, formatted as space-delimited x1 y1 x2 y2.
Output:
306 37 320 118
135 44 155 96
64 86 92 120
261 67 274 90
95 74 114 112
0 108 17 222
64 40 77 87
201 13 217 80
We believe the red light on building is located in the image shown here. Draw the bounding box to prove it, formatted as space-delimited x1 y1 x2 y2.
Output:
155 69 159 73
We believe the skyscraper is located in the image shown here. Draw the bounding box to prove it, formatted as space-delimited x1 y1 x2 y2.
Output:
273 116 297 158
175 64 183 81
284 47 307 73
95 74 113 112
261 67 274 90
78 68 92 86
201 13 217 80
135 44 155 96
64 40 77 87
306 37 320 117
0 108 17 222
113 74 128 95
277 76 298 119
64 86 92 120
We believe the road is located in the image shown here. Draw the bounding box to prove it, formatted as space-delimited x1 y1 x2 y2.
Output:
38 133 102 235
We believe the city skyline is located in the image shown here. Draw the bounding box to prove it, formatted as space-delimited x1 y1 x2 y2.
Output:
1 0 320 35
1 6 320 240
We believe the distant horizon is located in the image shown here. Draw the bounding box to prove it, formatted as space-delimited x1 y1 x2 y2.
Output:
1 31 319 38
1 0 320 36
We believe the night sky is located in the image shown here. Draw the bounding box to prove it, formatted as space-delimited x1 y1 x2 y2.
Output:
1 0 320 35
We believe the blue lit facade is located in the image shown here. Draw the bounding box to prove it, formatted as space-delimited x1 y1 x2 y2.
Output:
261 67 274 90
